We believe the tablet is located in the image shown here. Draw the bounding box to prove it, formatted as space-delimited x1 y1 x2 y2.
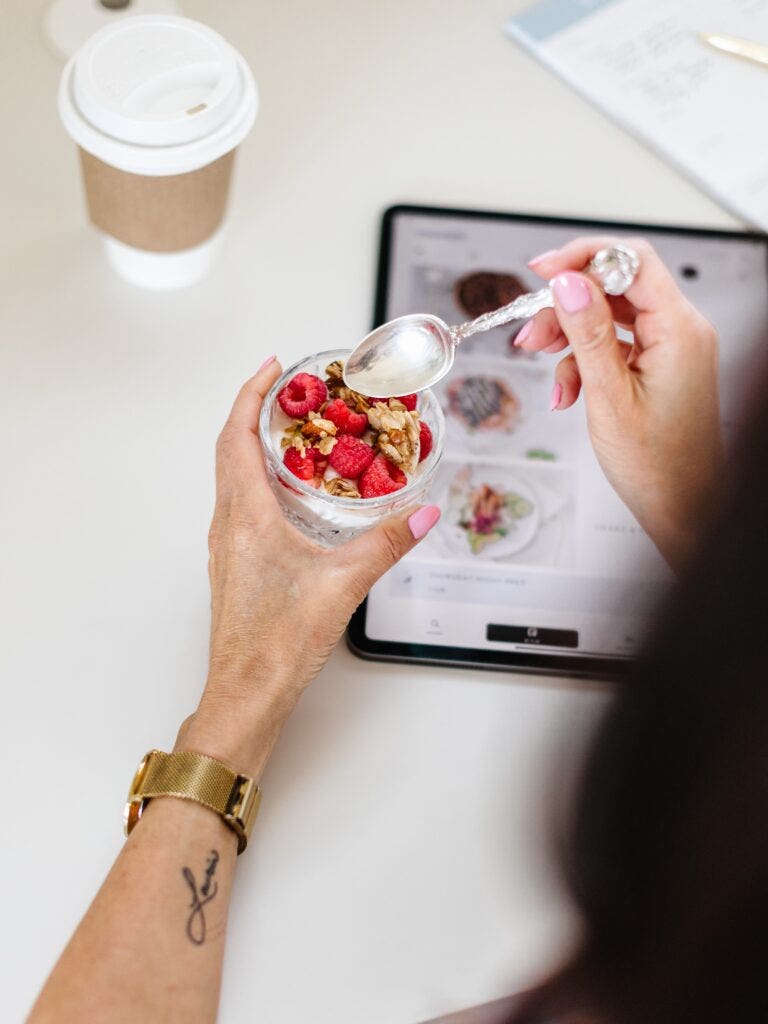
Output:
348 205 768 677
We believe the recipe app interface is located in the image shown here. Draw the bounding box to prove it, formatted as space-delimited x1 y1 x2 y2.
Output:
364 211 768 660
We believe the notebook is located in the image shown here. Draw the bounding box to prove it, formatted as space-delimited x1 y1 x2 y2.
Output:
505 0 768 230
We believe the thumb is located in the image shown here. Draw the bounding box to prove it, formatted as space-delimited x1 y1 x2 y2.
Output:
339 504 441 593
551 272 630 406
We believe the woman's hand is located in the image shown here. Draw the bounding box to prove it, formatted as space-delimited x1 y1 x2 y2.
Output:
516 237 724 571
178 358 440 778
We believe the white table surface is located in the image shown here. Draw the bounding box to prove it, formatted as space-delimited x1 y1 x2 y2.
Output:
0 2 742 1022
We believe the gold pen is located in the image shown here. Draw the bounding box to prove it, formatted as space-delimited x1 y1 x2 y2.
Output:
701 32 768 69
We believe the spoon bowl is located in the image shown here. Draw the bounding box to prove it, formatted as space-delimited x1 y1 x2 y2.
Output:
343 313 455 397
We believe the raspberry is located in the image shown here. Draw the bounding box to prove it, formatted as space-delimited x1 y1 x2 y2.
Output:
324 398 368 437
359 455 407 498
369 394 418 411
328 434 375 479
418 421 433 462
277 373 327 418
324 398 350 430
283 445 319 481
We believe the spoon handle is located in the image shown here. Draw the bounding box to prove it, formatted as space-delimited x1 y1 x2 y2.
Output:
449 244 640 347
450 286 554 345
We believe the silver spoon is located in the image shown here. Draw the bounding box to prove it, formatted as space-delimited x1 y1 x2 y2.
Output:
343 244 640 397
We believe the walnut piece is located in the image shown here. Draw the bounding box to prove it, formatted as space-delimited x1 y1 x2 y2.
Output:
281 419 337 458
301 416 337 440
324 477 360 498
316 435 337 456
367 402 421 472
282 421 309 455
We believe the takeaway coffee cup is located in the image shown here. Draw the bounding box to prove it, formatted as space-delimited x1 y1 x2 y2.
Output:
58 15 258 288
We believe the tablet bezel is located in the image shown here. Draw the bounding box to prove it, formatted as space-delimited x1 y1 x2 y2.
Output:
347 203 768 679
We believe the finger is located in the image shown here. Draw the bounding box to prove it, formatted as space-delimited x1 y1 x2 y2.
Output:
514 309 561 351
543 334 568 354
608 295 638 329
517 299 636 348
551 339 634 411
338 504 441 594
528 235 686 314
216 358 283 491
542 323 635 357
550 272 631 407
527 235 619 277
225 357 282 433
528 245 637 330
551 353 581 410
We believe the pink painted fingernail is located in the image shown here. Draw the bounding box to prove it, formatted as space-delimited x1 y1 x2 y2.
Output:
257 355 276 373
408 505 441 540
527 248 559 268
552 273 591 313
549 382 563 411
514 321 534 347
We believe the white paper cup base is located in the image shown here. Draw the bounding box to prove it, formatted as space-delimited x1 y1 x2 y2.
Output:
101 231 222 289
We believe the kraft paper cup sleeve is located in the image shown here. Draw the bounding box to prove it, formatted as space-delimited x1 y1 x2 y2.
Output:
78 148 236 253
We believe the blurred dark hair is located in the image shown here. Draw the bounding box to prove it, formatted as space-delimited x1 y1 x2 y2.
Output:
513 369 768 1024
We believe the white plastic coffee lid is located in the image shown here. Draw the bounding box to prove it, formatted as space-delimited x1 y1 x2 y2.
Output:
59 15 258 176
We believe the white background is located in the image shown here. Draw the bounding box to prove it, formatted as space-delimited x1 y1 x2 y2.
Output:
0 2 743 1022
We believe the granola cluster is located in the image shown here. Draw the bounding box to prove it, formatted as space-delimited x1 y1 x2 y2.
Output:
283 411 339 458
366 398 421 474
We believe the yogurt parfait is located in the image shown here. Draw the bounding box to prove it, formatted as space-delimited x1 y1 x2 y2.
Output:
259 350 444 546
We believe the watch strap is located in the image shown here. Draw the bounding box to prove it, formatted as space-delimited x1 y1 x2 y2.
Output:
124 749 261 854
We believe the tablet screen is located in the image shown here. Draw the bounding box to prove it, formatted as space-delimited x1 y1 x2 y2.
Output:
357 208 768 673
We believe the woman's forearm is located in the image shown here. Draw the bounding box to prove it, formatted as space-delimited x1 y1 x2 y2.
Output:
27 697 282 1024
28 796 238 1024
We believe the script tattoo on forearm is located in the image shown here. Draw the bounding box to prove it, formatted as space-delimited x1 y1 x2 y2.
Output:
182 850 220 945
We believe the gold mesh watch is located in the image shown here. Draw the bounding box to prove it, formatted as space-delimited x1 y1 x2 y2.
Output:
123 749 261 854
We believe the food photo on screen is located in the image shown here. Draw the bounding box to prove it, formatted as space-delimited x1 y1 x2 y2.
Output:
421 461 576 567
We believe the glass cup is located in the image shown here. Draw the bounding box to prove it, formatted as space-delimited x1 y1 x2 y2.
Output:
259 349 445 547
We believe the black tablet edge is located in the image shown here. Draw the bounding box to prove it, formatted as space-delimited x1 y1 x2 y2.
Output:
346 612 625 680
349 202 768 679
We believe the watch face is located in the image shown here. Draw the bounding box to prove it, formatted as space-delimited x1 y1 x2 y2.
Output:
122 801 131 836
